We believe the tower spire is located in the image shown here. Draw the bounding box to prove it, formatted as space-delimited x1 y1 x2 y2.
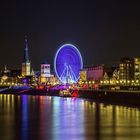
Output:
22 35 31 76
23 35 29 62
4 65 8 73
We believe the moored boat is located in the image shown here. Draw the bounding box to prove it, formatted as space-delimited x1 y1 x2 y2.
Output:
59 89 72 97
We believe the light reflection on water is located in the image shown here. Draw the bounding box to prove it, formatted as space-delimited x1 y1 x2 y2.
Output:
0 94 140 140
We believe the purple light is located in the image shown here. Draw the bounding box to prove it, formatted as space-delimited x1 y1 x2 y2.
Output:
54 44 83 84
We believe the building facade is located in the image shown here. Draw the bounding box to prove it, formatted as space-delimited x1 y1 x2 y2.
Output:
86 66 104 82
79 66 104 82
40 63 51 84
134 57 140 80
119 58 134 82
79 69 87 82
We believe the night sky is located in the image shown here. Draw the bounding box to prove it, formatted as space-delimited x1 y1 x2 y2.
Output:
0 0 140 69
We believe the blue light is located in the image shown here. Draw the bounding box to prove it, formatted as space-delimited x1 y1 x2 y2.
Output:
54 44 83 84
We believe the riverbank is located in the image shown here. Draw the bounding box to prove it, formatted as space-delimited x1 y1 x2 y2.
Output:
1 86 140 107
0 87 47 95
47 88 140 107
78 89 140 107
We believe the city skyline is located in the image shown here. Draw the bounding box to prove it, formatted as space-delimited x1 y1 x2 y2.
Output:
0 1 140 140
0 0 140 69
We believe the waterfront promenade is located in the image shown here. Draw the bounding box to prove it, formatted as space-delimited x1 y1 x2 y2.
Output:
0 85 140 107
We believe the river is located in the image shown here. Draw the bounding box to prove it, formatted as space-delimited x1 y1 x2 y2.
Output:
0 94 140 140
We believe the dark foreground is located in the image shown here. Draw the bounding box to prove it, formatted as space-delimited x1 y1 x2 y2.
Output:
0 94 140 140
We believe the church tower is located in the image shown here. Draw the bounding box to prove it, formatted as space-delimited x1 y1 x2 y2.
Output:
21 36 31 76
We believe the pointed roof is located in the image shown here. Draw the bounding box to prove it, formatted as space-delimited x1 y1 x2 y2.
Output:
31 68 35 76
4 65 7 73
23 35 30 62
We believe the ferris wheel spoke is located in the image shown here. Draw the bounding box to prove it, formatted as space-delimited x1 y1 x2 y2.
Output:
60 66 67 83
69 65 77 82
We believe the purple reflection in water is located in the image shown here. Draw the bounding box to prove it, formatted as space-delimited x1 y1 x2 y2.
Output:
0 95 140 140
21 95 29 140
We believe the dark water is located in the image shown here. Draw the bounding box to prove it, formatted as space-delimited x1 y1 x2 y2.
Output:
0 94 140 140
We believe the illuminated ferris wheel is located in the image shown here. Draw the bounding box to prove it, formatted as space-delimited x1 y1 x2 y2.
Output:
54 44 83 84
